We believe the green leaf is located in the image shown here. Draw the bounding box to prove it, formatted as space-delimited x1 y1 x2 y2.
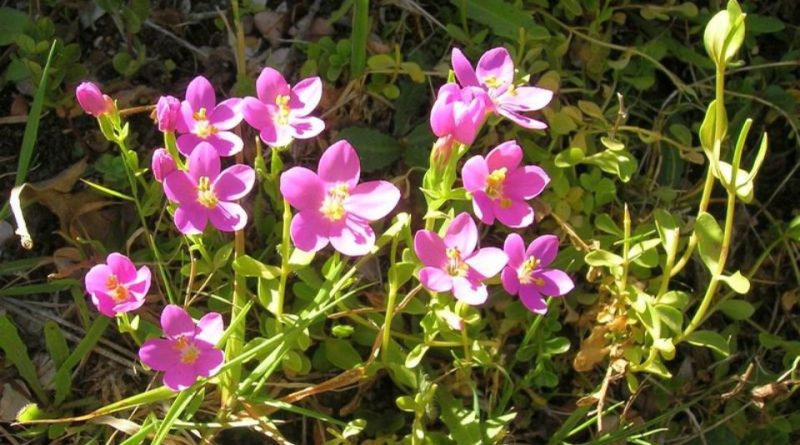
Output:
335 128 402 172
584 249 623 267
324 339 362 369
654 209 680 252
554 147 585 167
232 255 280 280
685 330 730 356
719 271 750 294
787 215 800 241
405 344 429 368
718 299 755 320
0 315 48 404
713 161 753 202
0 7 29 46
54 316 110 404
543 337 571 355
436 386 483 443
594 213 623 236
600 136 625 151
44 321 70 400
452 0 549 40
695 212 722 272
655 305 684 334
747 15 784 34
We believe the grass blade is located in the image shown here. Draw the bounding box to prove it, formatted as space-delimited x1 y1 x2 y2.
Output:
350 0 369 77
0 315 49 404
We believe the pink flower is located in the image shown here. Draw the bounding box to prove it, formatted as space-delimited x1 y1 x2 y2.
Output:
156 95 181 132
151 148 177 183
138 305 225 391
163 142 255 234
452 47 553 129
501 234 574 314
429 83 489 146
414 213 507 305
462 140 549 228
242 67 325 147
84 253 151 317
175 76 243 157
76 82 114 117
279 140 400 256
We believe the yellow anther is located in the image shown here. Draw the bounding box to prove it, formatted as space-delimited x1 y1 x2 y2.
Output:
485 167 508 200
274 94 291 125
517 257 542 284
320 183 350 221
196 176 219 209
173 336 200 364
483 75 503 89
105 274 130 302
445 247 469 277
192 107 208 121
192 108 218 138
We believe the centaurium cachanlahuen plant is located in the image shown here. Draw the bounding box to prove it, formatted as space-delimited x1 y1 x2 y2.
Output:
163 142 255 234
76 81 114 117
84 253 151 317
462 140 549 228
156 95 181 132
502 233 574 314
414 213 507 305
429 82 489 146
151 148 177 183
138 305 225 391
280 140 400 256
242 67 325 148
451 47 553 129
176 75 244 157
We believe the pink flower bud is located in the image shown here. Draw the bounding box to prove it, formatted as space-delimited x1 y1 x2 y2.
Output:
156 95 181 132
151 148 177 182
76 82 113 117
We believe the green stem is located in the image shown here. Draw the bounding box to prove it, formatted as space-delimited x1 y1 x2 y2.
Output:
381 237 401 363
276 197 292 332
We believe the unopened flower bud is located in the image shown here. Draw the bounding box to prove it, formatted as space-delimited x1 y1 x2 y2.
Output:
156 95 181 132
151 148 177 182
76 82 113 117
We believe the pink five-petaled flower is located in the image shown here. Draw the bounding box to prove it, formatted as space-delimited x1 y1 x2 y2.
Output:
280 140 400 256
84 253 151 317
242 67 325 148
429 83 489 146
156 95 181 132
138 305 225 391
501 233 574 314
76 82 114 117
462 140 549 228
175 76 243 157
163 142 255 234
452 47 553 129
414 213 508 305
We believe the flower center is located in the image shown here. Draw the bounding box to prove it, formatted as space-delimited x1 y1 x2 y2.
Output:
196 176 219 209
518 257 544 285
445 247 469 277
274 95 291 125
482 75 503 89
485 167 507 200
320 183 349 221
105 274 130 302
192 108 218 138
173 336 201 365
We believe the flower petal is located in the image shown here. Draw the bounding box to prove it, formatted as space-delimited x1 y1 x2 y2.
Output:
139 338 180 371
185 76 216 112
91 293 117 318
461 154 488 193
176 133 203 156
195 312 224 347
493 199 534 229
209 98 243 130
188 142 221 180
345 180 400 221
260 121 293 148
443 213 478 255
127 266 152 297
241 97 272 130
465 247 507 278
318 140 360 188
451 48 479 87
208 202 248 232
161 305 195 339
256 67 291 104
213 165 255 201
106 253 137 282
536 269 574 296
194 347 224 378
329 216 375 257
163 171 196 205
113 297 146 314
174 203 208 235
289 76 322 116
163 365 198 391
504 165 549 200
280 167 325 210
526 234 560 267
413 230 447 268
498 86 553 112
503 233 526 268
497 107 548 130
84 264 112 296
206 132 243 157
452 276 488 305
289 116 325 141
519 285 548 314
419 267 454 292
485 140 523 171
290 210 331 253
476 47 514 92
471 191 495 226
501 267 520 295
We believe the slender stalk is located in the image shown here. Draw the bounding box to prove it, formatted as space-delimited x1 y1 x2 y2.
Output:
381 236 401 363
276 197 292 332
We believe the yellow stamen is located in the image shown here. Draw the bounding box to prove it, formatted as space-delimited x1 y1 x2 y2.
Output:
485 167 507 200
172 336 200 365
105 274 130 302
192 108 218 138
518 257 543 285
320 183 349 221
445 247 469 277
196 176 219 209
483 75 503 89
274 95 291 125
